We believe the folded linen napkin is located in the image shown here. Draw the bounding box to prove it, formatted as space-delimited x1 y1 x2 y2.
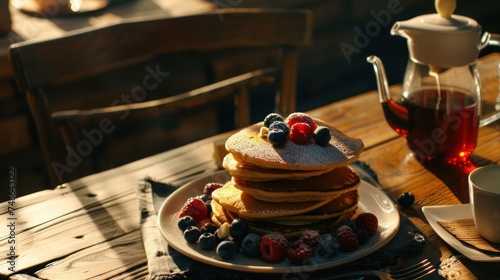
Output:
144 161 427 280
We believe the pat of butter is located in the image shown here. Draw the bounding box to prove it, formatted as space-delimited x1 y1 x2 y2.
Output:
213 137 229 169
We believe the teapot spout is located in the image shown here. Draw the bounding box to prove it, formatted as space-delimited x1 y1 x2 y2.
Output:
366 55 391 102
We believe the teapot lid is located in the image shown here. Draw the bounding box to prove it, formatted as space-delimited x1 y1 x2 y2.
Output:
391 0 482 67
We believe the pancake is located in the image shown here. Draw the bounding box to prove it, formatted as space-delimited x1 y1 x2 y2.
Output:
211 182 334 219
213 198 358 238
225 119 364 171
223 153 334 181
232 166 360 202
244 210 357 238
259 190 359 223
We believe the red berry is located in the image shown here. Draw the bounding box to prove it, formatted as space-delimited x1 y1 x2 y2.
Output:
336 225 359 252
259 233 289 263
289 123 314 144
355 212 378 236
286 113 317 131
179 198 208 223
203 182 223 196
287 243 313 265
196 217 212 229
298 230 320 248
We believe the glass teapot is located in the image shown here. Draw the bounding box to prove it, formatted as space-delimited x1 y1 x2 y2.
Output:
367 0 500 164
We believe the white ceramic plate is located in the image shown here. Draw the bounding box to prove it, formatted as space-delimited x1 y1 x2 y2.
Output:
158 171 400 273
422 204 500 262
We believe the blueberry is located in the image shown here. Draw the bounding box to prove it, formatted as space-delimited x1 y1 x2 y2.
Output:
240 233 261 257
178 216 196 232
196 194 211 202
263 113 285 128
397 192 415 208
204 200 212 216
198 232 217 250
314 126 331 146
267 129 287 146
230 218 249 241
342 218 357 232
216 240 237 260
183 226 201 243
269 121 290 135
356 228 369 244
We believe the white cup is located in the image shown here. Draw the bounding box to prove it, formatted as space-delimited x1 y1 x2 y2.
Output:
469 165 500 244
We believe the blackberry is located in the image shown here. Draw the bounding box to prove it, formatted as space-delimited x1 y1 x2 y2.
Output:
316 234 339 259
240 233 261 257
263 113 285 128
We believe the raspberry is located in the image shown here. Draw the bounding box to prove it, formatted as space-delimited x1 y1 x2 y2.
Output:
264 113 285 128
259 233 289 263
298 230 320 247
336 225 359 252
355 212 378 236
199 221 217 234
203 182 223 196
287 243 313 265
179 198 208 223
289 123 314 144
286 113 317 131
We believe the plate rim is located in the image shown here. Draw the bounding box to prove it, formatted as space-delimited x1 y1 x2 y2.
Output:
158 170 401 273
422 204 500 262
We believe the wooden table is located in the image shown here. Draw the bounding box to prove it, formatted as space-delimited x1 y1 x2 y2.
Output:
1 53 499 279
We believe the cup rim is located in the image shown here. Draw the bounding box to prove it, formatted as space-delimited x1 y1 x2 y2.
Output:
469 165 500 194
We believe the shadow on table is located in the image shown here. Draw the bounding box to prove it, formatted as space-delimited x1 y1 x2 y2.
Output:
422 155 497 204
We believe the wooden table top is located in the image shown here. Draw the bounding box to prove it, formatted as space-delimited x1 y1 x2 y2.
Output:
1 53 499 279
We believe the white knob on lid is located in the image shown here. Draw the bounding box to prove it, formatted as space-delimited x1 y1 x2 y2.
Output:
435 0 456 19
391 0 482 67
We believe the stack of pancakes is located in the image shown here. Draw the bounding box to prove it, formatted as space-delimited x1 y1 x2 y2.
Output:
211 119 365 237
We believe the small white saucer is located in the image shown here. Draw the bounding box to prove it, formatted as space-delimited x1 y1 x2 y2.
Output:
422 204 500 262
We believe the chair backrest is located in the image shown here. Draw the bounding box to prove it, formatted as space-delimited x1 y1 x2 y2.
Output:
9 8 312 186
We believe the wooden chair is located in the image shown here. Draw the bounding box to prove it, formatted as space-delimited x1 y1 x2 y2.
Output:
9 8 312 186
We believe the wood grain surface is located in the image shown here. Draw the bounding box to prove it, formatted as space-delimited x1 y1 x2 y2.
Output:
1 53 499 279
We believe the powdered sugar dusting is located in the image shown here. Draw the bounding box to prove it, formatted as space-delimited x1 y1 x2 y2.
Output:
225 120 364 170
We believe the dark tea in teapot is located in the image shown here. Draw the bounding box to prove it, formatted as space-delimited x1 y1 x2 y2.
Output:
382 87 479 163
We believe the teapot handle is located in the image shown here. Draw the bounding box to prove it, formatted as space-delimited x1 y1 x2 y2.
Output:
481 32 500 49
